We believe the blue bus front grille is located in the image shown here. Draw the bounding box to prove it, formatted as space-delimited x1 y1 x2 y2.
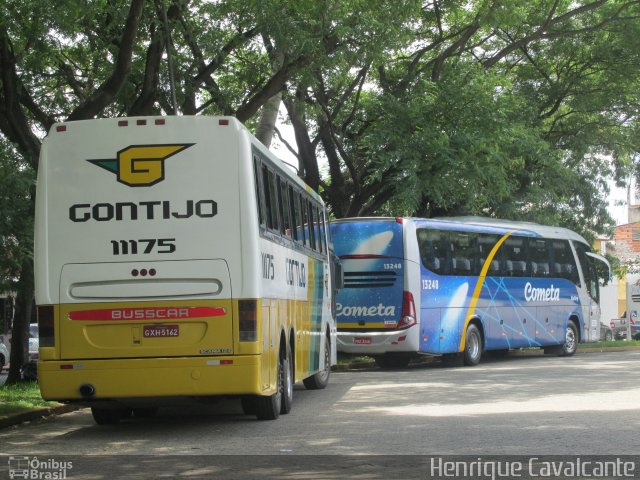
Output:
343 271 398 288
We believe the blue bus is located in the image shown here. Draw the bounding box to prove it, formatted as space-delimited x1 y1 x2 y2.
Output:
330 216 610 367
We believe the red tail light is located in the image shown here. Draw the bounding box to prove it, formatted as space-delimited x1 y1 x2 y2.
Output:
398 291 416 329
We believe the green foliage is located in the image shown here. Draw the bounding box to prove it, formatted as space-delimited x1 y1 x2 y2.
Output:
0 141 34 292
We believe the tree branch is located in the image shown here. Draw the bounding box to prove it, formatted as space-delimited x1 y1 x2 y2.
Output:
67 0 145 120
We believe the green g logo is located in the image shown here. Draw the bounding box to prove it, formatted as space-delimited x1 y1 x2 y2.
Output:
88 144 193 187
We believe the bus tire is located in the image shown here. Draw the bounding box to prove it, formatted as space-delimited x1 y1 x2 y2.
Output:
303 335 331 390
374 356 410 369
255 349 284 420
560 320 578 357
463 324 482 366
91 407 126 425
280 344 293 414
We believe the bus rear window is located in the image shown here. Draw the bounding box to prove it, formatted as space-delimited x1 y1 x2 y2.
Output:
332 221 403 259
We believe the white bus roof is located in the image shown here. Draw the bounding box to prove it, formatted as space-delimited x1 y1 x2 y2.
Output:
332 216 590 245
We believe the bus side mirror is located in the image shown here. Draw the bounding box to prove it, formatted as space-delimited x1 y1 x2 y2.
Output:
334 261 344 290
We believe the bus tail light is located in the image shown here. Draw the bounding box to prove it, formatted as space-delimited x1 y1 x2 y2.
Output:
37 305 55 347
398 291 416 330
239 300 257 341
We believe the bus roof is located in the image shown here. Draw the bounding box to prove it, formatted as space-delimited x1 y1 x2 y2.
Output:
332 216 589 245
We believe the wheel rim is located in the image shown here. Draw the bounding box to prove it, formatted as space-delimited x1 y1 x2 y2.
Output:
275 357 283 408
317 340 330 383
285 357 293 401
565 326 576 352
468 330 480 360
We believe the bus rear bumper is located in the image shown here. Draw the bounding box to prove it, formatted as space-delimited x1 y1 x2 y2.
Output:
337 327 419 354
38 355 269 401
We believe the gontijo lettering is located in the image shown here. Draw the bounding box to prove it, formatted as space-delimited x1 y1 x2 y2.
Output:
69 200 217 222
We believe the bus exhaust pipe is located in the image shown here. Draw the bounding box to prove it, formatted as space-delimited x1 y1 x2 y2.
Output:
79 384 96 398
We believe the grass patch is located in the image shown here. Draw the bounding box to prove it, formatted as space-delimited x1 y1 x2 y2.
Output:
0 381 59 417
337 355 374 365
579 340 640 349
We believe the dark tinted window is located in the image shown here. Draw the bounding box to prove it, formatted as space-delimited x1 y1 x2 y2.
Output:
417 229 448 275
503 237 527 277
253 158 264 226
450 232 476 276
551 240 579 285
529 239 551 277
479 234 501 276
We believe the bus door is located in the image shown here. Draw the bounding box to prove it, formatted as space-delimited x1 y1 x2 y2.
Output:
577 251 610 342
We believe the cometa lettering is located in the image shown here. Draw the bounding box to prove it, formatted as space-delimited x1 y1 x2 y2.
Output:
524 282 560 302
336 303 396 317
69 200 217 222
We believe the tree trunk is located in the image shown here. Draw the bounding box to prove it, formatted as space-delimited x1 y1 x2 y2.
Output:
5 258 34 385
254 90 282 148
255 51 285 148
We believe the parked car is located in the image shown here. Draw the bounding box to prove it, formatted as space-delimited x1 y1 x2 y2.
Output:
0 338 9 374
610 314 640 340
22 323 39 380
599 322 614 342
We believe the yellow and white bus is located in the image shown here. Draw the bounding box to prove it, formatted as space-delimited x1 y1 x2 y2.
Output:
35 116 337 423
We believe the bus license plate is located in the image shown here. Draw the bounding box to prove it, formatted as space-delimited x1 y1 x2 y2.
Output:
143 325 179 338
354 337 371 345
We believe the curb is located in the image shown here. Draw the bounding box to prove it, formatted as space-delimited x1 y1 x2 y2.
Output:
0 404 84 430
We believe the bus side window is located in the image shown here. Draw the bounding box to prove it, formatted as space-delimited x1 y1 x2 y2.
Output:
288 185 298 241
262 166 274 230
417 229 448 275
307 201 316 251
503 237 527 277
551 240 579 285
252 157 265 227
277 177 291 237
295 192 305 245
319 210 327 254
313 206 323 253
450 232 475 276
301 198 311 249
529 239 551 277
478 234 500 276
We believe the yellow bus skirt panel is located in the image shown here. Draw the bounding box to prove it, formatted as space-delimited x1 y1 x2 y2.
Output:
38 355 272 401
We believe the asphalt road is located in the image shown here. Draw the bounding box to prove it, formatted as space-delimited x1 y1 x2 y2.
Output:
1 350 639 477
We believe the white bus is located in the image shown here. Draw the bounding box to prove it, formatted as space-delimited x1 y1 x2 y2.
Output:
331 216 610 367
35 116 337 423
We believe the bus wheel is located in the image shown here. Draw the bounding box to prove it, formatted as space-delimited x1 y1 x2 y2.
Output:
280 345 293 414
374 356 410 369
463 324 482 366
303 335 331 390
255 349 284 420
560 321 578 356
91 407 127 425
